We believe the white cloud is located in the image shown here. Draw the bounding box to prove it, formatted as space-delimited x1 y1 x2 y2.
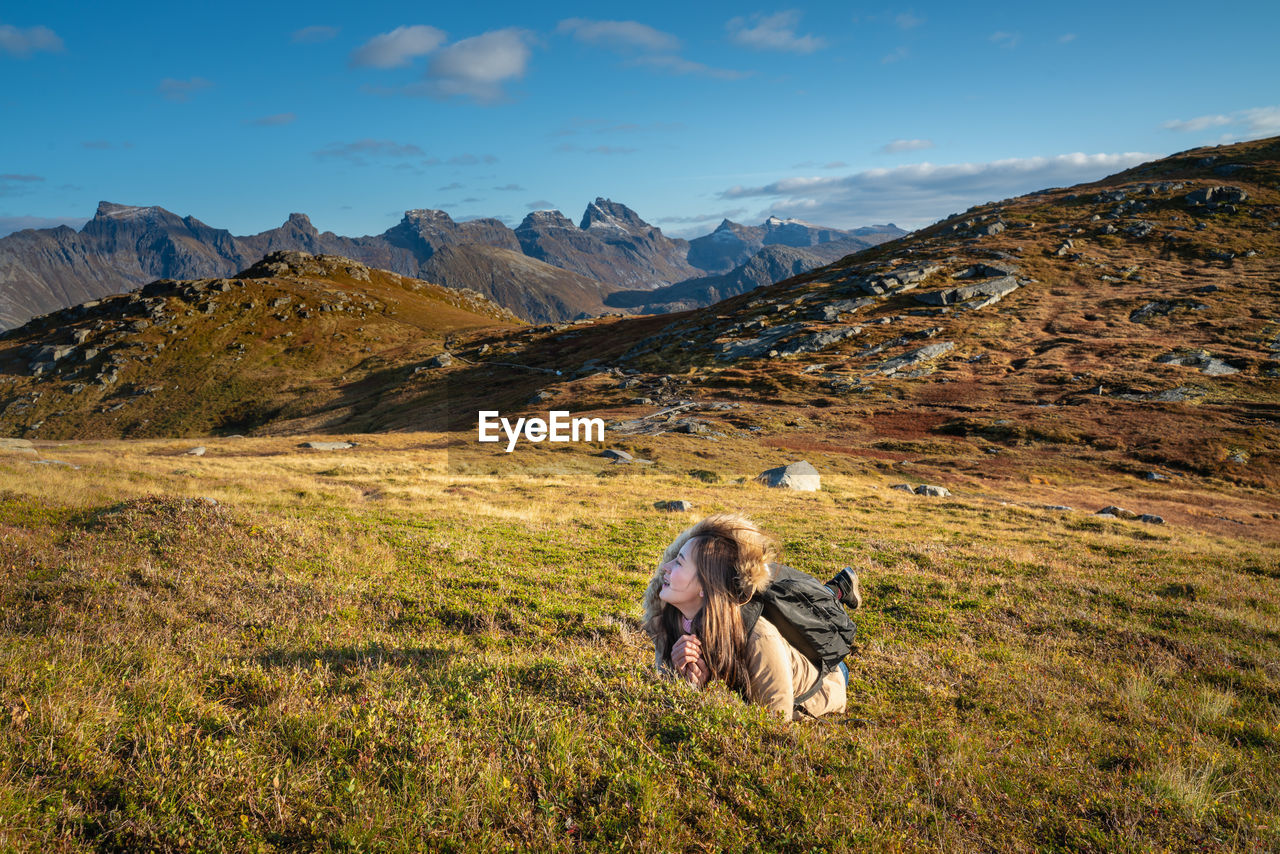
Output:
556 18 680 52
555 143 637 155
525 199 558 210
717 151 1159 229
246 112 296 126
727 11 826 53
0 214 87 237
446 153 498 166
881 138 934 154
625 54 749 80
313 139 426 164
349 25 446 69
0 174 44 198
158 77 212 102
1163 105 1280 139
0 23 63 58
292 25 339 44
415 28 533 102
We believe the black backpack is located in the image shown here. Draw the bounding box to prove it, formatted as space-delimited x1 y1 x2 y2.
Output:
741 564 857 709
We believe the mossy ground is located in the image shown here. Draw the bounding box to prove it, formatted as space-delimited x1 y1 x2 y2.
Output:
1 434 1277 851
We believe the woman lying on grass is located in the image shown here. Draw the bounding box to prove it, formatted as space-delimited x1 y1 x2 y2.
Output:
641 512 861 721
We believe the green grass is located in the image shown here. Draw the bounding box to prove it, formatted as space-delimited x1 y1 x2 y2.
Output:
0 441 1278 852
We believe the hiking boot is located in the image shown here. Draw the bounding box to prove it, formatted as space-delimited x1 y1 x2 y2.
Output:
826 567 862 610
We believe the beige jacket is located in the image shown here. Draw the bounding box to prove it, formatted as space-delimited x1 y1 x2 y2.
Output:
746 615 847 721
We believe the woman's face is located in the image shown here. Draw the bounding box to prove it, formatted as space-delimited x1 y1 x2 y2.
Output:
658 539 703 613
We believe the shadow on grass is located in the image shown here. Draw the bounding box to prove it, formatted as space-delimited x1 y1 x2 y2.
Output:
254 642 457 671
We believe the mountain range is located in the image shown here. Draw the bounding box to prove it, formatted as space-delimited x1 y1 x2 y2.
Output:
3 135 1276 506
0 199 902 328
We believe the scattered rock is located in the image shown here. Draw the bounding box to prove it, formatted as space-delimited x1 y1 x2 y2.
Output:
755 460 821 491
654 500 693 512
1185 186 1248 210
425 352 454 369
914 485 951 497
527 390 554 404
1095 506 1138 519
1130 300 1207 323
599 449 633 461
0 438 36 455
868 342 955 376
300 441 356 450
890 483 915 492
1155 350 1239 376
31 459 79 469
1142 472 1168 481
185 446 206 457
1139 514 1165 524
914 276 1020 308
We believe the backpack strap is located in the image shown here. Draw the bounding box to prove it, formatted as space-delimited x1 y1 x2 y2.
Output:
792 663 829 709
741 599 829 713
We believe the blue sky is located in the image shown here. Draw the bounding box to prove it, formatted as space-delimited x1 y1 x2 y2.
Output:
2 1 1278 239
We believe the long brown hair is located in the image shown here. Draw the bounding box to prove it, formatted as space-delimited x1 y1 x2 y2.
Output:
650 513 777 694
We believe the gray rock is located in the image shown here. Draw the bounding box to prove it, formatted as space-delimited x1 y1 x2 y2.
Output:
952 262 1019 279
426 352 453 368
976 221 1006 236
1142 472 1168 481
1130 301 1207 323
771 326 863 358
654 500 694 512
300 441 356 450
0 438 36 454
1155 350 1239 376
1096 506 1138 519
185 446 207 456
32 459 79 469
756 460 821 491
599 449 633 461
1139 514 1165 524
1185 186 1248 208
818 298 876 322
1125 221 1157 239
868 341 955 376
914 484 951 497
914 276 1020 307
1042 505 1074 511
890 483 915 492
527 390 554 404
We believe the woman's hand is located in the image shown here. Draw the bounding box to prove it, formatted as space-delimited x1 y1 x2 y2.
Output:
671 633 708 688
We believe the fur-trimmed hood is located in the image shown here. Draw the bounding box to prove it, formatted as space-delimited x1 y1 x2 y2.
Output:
640 514 777 644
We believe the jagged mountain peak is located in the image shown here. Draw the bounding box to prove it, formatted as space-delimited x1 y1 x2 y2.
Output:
403 208 456 226
517 210 575 230
93 201 169 221
580 198 651 233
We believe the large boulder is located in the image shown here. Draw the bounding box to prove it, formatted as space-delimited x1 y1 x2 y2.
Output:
755 460 821 491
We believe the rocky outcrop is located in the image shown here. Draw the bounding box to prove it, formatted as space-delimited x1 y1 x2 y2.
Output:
755 460 820 491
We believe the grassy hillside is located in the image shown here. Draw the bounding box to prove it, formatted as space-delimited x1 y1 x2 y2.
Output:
0 253 521 439
0 435 1277 851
